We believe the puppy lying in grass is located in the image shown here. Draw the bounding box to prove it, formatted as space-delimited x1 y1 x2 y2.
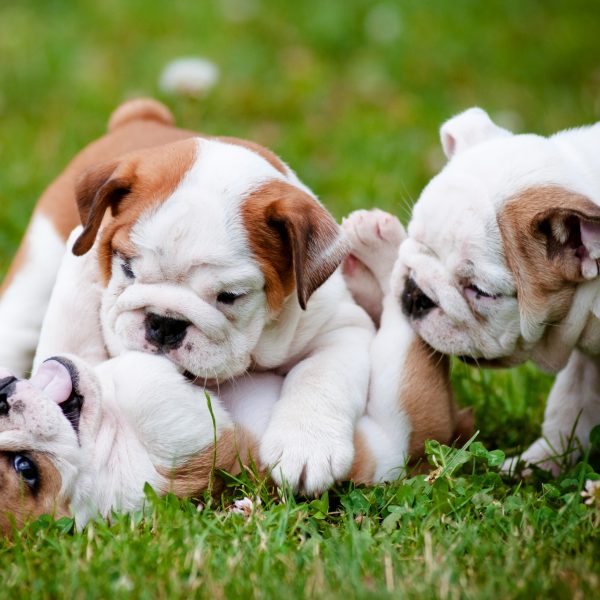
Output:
0 215 472 533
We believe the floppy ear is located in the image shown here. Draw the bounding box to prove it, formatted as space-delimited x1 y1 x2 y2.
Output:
440 107 512 159
269 191 349 309
72 160 135 256
243 181 349 310
498 186 600 343
531 195 600 281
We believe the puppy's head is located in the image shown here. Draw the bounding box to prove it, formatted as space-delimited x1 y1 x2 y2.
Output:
398 108 600 368
72 137 347 382
0 358 101 533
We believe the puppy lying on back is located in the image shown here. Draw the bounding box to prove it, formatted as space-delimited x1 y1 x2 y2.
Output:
0 352 244 533
0 99 374 494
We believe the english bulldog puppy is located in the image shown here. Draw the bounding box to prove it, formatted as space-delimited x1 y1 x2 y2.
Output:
0 352 260 534
398 107 600 473
0 99 374 494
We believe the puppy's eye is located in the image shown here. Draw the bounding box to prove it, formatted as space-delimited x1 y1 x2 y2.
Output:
465 284 498 300
121 259 135 279
13 454 39 490
217 291 245 305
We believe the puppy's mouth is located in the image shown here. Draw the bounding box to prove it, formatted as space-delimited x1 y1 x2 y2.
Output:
31 358 84 435
183 370 220 389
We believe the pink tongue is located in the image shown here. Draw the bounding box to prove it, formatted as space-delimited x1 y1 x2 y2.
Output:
30 360 73 405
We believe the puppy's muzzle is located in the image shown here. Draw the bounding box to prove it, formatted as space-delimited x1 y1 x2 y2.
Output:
145 313 191 349
0 376 17 416
401 278 437 319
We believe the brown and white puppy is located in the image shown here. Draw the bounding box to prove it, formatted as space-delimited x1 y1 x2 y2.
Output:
0 352 260 534
1 99 374 494
398 107 600 473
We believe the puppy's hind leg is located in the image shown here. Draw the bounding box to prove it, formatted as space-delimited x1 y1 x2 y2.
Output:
0 215 66 376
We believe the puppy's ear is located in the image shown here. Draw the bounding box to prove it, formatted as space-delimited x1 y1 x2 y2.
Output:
440 107 512 159
499 186 600 342
531 193 600 282
72 160 136 256
243 181 349 310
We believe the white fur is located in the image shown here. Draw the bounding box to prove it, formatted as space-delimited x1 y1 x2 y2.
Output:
401 107 600 471
0 215 66 376
38 138 374 495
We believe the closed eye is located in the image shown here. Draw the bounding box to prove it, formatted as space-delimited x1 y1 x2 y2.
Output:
217 291 246 305
121 260 134 279
464 284 499 300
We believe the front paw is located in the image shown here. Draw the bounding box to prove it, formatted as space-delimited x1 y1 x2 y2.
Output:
259 425 354 495
501 438 563 477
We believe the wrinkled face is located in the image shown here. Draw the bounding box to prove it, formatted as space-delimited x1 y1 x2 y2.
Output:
398 166 523 362
72 137 346 382
0 358 100 533
398 108 600 367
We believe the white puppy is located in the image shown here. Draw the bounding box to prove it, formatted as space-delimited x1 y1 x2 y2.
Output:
1 100 374 495
398 107 600 473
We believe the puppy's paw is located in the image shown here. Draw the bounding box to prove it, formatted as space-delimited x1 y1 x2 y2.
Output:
259 424 354 495
501 438 563 477
341 209 405 291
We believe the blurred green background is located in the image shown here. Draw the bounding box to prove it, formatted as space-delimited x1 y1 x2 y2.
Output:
1 0 599 450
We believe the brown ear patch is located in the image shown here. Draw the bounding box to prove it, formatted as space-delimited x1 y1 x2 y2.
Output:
398 337 464 460
72 138 198 283
497 186 600 332
241 180 349 311
0 452 69 535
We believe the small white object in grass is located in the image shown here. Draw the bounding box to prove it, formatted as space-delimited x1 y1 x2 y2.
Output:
231 496 261 517
364 4 402 45
581 479 600 506
159 57 219 98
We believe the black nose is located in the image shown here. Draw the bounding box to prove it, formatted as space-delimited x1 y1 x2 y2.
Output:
401 278 437 319
0 376 17 416
145 313 190 349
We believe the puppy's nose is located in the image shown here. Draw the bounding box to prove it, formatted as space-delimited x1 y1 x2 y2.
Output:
0 376 17 416
145 313 190 349
401 278 437 319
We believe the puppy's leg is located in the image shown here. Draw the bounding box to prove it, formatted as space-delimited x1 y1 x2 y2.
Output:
34 227 107 369
342 209 465 482
503 350 600 476
259 303 374 495
0 215 66 375
342 254 383 325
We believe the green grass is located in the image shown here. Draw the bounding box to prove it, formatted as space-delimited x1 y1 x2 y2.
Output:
0 0 599 597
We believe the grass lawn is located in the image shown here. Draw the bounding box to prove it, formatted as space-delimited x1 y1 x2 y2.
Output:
0 0 599 597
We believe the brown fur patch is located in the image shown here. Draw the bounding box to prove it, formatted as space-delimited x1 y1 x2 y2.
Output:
0 451 68 535
241 180 348 311
348 430 376 485
72 138 198 282
399 337 467 460
496 186 600 329
159 426 260 499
